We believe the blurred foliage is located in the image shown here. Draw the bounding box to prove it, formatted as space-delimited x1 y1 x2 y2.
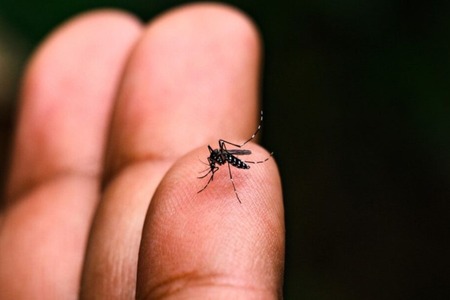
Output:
1 0 449 299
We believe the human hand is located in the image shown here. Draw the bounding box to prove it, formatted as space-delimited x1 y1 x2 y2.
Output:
0 4 284 299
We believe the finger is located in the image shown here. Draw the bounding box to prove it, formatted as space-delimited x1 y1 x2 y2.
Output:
0 11 142 298
138 145 284 299
81 3 261 298
6 10 142 199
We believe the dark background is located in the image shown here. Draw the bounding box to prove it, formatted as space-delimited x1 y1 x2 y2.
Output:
1 1 449 299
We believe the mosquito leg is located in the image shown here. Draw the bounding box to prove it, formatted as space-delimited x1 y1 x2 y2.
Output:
198 157 214 178
244 152 274 164
198 166 218 192
227 162 242 204
219 139 243 149
198 174 214 193
219 111 264 149
197 168 212 179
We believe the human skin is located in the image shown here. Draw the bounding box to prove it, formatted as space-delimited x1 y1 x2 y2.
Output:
0 3 284 299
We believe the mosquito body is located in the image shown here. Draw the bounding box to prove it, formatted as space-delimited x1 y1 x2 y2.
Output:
198 111 272 203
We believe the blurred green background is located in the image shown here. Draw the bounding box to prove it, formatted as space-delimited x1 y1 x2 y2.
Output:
1 0 449 299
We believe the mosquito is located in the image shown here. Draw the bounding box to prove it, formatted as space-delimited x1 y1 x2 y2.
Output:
197 110 273 203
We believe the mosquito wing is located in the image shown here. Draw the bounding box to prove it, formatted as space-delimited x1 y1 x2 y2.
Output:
226 149 252 156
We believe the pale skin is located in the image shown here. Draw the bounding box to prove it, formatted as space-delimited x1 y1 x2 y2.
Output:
0 3 284 299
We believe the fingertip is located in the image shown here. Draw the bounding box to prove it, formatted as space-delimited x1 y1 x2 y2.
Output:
156 1 263 77
24 8 143 112
137 144 284 298
146 2 262 119
150 143 282 220
25 9 142 99
148 2 261 51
